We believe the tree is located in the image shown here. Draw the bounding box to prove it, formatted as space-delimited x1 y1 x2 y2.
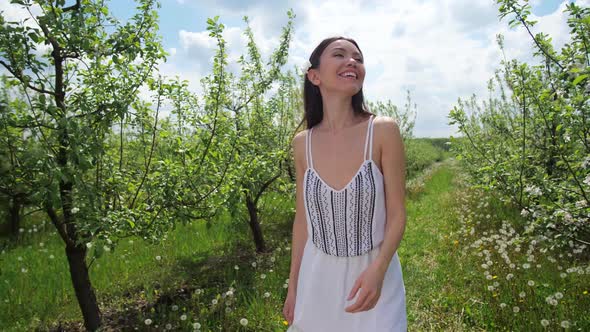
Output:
0 0 168 329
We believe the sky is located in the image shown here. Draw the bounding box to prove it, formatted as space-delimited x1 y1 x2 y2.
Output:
0 0 587 138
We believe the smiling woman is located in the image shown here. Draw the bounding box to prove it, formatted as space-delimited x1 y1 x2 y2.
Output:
283 36 408 331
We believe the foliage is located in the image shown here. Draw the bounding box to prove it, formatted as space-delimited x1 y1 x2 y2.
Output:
449 1 590 247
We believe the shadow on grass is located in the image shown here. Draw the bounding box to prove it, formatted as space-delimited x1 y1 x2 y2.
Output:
48 237 265 332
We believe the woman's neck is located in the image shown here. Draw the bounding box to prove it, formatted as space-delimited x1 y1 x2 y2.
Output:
317 94 363 136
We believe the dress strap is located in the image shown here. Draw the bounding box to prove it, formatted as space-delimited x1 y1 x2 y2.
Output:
306 127 315 170
363 115 375 161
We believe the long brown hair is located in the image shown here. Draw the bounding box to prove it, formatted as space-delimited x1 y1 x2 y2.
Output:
299 36 373 130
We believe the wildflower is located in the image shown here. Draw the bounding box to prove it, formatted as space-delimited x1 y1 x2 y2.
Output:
252 262 257 268
523 263 530 269
500 303 507 308
488 286 495 291
554 292 563 299
17 256 22 261
212 299 218 305
283 320 289 326
240 318 248 326
283 283 289 289
260 273 266 279
528 280 535 286
226 290 234 297
49 254 55 259
541 319 550 327
584 290 588 295
193 322 201 329
86 242 92 249
264 292 271 298
145 319 152 325
165 323 172 330
270 257 276 262
234 265 239 270
561 321 570 328
225 307 232 313
21 268 27 273
513 306 520 313
519 292 526 298
180 314 187 321
560 273 567 278
71 207 80 214
172 305 179 311
156 255 162 261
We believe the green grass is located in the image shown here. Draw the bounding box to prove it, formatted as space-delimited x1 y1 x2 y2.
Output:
1 159 588 331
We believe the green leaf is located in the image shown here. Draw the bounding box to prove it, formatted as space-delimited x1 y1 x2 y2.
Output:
572 74 588 86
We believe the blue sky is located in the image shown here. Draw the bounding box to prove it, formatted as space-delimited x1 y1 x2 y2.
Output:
1 0 584 137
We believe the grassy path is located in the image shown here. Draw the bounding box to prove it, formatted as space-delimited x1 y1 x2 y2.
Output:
399 160 469 331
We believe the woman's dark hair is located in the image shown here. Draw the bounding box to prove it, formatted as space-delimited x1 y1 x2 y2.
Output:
299 36 373 130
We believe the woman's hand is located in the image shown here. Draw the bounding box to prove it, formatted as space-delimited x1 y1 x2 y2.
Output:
283 289 296 325
344 262 387 313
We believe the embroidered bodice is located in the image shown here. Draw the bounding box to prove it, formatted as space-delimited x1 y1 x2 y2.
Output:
303 115 387 257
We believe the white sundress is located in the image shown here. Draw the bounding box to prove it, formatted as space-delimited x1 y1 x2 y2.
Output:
288 115 407 332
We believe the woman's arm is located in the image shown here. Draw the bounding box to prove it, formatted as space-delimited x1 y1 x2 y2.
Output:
345 116 407 313
287 130 309 295
373 117 407 272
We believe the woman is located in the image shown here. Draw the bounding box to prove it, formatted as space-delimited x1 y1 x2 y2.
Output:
283 36 407 331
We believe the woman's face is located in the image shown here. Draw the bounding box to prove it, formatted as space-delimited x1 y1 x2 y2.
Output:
309 39 366 96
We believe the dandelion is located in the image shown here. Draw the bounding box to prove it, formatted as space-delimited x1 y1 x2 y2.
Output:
512 306 520 313
251 262 257 268
226 290 234 297
225 307 232 313
561 321 570 328
506 273 514 280
240 318 248 326
264 292 271 298
144 319 152 325
500 303 507 308
560 273 567 278
193 322 201 329
212 299 218 305
71 207 80 214
17 256 23 261
554 292 563 299
49 254 55 259
260 273 267 279
234 265 239 270
103 246 110 252
21 268 27 273
156 255 162 261
86 242 92 249
523 263 530 269
172 305 179 311
519 292 526 298
541 319 550 327
270 257 276 263
528 280 535 286
165 323 172 330
283 283 289 289
180 314 187 321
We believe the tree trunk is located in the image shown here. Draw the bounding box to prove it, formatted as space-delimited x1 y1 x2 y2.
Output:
8 196 21 238
65 245 101 331
246 195 266 253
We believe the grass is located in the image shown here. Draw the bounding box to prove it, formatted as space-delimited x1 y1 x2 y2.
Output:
1 158 588 331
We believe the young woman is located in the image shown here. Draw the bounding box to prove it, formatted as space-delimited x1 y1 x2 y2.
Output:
283 37 407 331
